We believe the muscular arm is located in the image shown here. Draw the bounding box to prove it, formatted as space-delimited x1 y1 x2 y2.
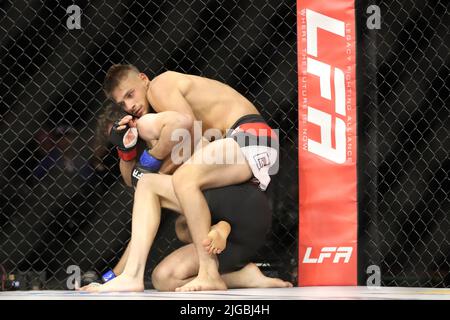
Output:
118 110 188 187
146 72 196 160
119 148 175 187
136 111 193 162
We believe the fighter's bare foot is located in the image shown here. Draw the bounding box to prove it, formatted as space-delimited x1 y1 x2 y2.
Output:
175 274 227 292
79 274 144 293
202 221 231 255
238 263 293 288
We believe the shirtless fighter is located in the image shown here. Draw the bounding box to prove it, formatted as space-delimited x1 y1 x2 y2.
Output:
80 111 289 292
103 65 279 291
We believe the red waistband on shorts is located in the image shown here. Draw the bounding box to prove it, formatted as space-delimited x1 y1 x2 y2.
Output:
235 122 278 139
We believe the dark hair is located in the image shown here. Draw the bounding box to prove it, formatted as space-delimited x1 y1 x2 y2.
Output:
103 64 139 99
95 102 126 147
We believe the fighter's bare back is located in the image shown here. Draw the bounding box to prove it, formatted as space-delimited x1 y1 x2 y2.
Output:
147 71 260 134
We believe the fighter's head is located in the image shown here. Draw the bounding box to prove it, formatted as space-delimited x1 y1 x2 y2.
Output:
95 102 125 148
103 64 150 117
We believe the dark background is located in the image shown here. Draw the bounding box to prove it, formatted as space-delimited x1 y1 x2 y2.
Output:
356 0 449 287
0 0 448 289
0 0 298 289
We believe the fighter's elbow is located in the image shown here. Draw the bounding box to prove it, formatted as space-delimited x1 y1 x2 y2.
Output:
177 113 194 130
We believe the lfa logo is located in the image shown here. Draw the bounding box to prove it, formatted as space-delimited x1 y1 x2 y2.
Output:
66 5 82 30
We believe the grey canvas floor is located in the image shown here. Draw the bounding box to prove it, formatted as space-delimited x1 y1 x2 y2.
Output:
1 286 450 300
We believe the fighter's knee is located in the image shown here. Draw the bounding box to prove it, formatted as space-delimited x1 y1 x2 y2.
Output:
135 114 152 131
172 166 201 193
136 173 158 190
135 115 158 144
171 168 184 189
151 265 174 290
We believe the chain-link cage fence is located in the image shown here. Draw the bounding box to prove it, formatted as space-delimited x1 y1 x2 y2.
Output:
1 0 448 291
356 0 449 287
0 0 298 289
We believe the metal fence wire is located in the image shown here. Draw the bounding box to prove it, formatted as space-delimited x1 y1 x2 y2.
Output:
356 0 449 287
0 0 448 290
0 0 298 289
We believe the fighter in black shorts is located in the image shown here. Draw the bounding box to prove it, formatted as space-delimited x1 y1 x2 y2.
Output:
149 178 291 292
205 182 272 274
80 107 291 292
81 172 292 292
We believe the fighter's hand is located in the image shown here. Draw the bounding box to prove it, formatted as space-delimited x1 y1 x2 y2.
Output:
116 115 136 131
110 116 138 153
124 125 138 147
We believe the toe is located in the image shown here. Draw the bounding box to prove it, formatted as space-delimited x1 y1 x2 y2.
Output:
202 238 212 247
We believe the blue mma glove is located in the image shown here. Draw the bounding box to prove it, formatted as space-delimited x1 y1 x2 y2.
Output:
139 148 162 172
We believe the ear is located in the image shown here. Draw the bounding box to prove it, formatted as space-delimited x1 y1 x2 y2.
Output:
139 73 149 81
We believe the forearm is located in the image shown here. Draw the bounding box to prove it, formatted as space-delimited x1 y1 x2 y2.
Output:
154 133 206 172
148 126 183 160
159 157 181 174
133 111 194 164
120 159 137 187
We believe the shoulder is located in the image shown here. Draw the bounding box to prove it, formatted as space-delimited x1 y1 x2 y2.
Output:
151 71 184 86
149 71 191 93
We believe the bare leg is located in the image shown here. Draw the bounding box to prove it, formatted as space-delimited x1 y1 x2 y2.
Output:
83 173 180 293
152 245 292 291
152 244 199 291
112 242 131 276
172 138 252 292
